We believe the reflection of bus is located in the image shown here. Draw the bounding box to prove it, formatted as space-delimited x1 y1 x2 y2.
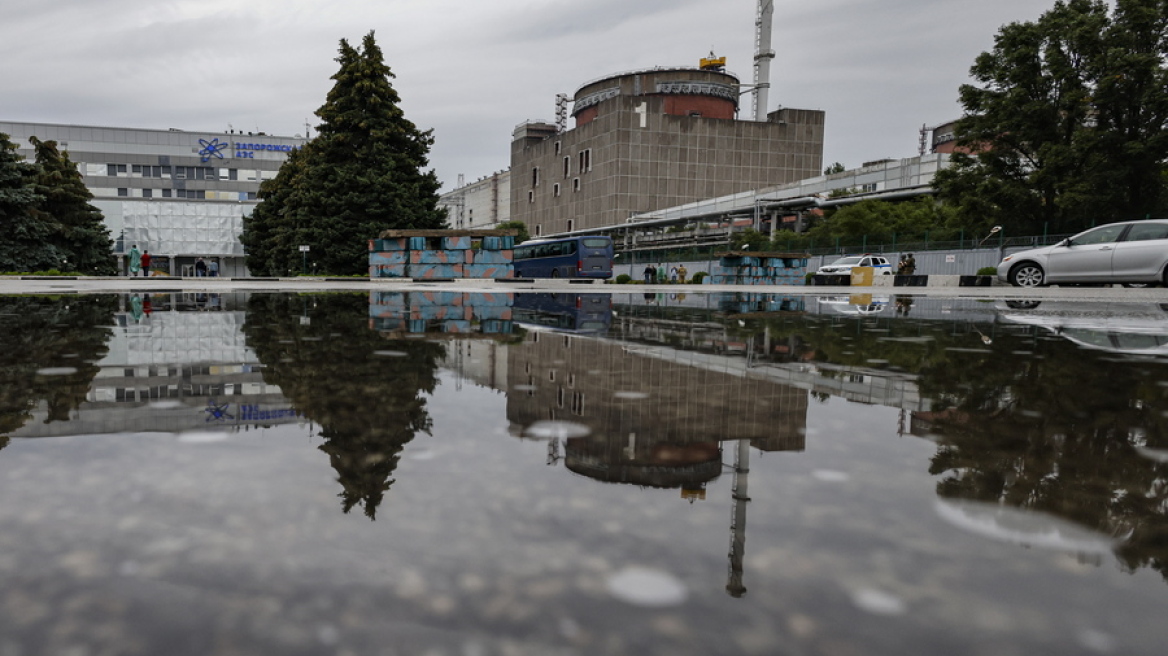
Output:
513 293 612 333
513 236 614 279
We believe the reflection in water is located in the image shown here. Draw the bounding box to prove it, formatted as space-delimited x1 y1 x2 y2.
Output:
610 293 1168 583
0 295 116 437
242 294 446 520
5 291 1168 652
913 323 1168 580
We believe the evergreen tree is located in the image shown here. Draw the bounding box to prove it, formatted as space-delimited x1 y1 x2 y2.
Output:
29 137 116 275
243 32 447 275
241 145 307 276
0 132 60 272
935 0 1168 236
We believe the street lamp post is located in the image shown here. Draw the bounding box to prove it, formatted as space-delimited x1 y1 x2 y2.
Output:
299 245 310 275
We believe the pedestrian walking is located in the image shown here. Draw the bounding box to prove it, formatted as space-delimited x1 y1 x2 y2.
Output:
140 250 152 276
208 259 219 277
656 263 666 284
670 267 678 283
677 264 688 284
127 244 142 277
643 264 655 284
903 253 916 276
195 258 207 277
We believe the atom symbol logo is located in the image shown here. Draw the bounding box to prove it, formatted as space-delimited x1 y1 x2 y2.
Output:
204 400 234 423
198 137 229 163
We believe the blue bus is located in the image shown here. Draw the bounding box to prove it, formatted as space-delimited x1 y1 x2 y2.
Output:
513 236 614 279
513 293 612 333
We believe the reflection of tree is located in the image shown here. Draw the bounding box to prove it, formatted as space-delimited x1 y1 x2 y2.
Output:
754 311 1168 582
241 294 444 519
0 296 115 437
917 332 1168 581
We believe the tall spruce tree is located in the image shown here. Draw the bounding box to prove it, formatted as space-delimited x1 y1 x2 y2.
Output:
29 137 116 275
242 32 446 275
241 145 307 276
0 132 60 272
935 0 1168 236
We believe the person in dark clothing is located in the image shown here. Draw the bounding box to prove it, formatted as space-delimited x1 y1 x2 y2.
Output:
643 264 655 284
195 258 207 277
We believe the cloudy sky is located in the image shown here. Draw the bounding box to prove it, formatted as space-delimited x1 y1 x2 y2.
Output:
3 0 1060 191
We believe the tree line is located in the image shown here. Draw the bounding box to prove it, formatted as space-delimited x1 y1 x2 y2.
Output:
0 134 116 274
750 0 1168 253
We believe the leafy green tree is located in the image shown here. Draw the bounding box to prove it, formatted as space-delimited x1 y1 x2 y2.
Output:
936 0 1168 236
767 198 959 251
823 162 846 175
29 137 116 275
495 220 530 244
244 32 447 275
0 132 60 273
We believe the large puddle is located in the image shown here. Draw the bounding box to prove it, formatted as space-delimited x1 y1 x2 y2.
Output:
2 290 1167 654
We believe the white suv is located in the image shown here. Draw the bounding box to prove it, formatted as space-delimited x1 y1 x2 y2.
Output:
816 255 893 276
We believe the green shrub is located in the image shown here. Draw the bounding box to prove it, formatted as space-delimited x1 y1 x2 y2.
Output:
976 266 997 276
691 271 708 284
615 273 632 284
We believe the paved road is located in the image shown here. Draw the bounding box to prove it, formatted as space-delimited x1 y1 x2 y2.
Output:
2 275 1167 302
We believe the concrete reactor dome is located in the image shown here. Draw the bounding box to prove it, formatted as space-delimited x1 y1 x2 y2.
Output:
571 67 740 127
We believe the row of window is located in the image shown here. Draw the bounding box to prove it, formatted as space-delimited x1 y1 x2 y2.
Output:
113 188 257 200
102 163 273 182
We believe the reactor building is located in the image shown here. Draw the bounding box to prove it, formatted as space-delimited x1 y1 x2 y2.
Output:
510 59 825 238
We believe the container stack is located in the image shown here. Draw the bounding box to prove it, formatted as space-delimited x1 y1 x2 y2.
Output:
368 291 514 334
704 252 810 285
369 229 518 279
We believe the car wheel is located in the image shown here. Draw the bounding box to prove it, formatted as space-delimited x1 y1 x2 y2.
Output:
1009 263 1045 288
1005 300 1042 310
1123 283 1155 288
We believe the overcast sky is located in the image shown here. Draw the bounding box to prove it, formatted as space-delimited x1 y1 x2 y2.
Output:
2 0 1061 191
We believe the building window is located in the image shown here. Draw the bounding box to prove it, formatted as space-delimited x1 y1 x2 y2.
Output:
229 169 238 181
532 167 539 187
567 218 574 231
528 190 534 203
142 189 152 198
162 189 172 198
553 183 560 197
107 164 126 177
573 178 581 192
579 149 591 172
117 188 128 197
535 224 542 237
554 141 561 155
563 156 570 178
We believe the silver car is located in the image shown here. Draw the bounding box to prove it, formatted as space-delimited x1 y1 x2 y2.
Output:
997 219 1168 287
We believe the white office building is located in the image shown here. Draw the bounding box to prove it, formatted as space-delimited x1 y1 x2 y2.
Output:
0 120 306 277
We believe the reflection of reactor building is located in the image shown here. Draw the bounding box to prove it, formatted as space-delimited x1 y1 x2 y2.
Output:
511 65 825 237
507 328 808 488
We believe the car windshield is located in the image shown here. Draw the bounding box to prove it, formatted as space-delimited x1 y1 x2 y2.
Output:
829 257 863 266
